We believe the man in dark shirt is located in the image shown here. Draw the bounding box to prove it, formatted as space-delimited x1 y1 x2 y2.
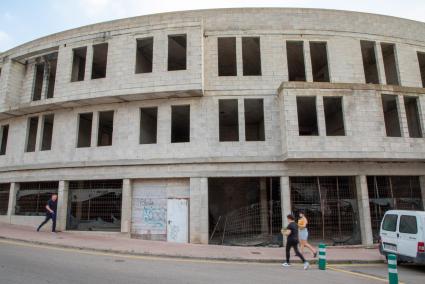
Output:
36 194 58 233
282 214 309 269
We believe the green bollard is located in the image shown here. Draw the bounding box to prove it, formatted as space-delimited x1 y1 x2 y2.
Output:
387 254 398 284
318 243 326 270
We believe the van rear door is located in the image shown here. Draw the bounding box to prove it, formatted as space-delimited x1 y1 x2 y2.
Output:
398 214 419 258
381 213 399 253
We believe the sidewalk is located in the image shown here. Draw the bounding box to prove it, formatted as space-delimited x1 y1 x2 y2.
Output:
0 223 384 263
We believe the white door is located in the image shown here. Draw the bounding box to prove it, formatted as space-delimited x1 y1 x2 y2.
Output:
381 213 399 254
167 199 189 243
397 214 419 258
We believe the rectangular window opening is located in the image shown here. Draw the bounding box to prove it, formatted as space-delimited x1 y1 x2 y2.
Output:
381 94 401 137
41 114 54 151
45 53 58 99
310 42 330 82
404 96 422 138
0 183 10 215
168 35 187 71
218 37 237 76
32 63 44 101
417 52 425 88
360 41 380 84
287 41 306 81
77 113 93 148
135 37 153 74
26 117 39 152
91 43 108 79
244 98 265 141
381 43 400 86
171 105 190 143
219 99 239 141
0 125 9 155
242 37 261 76
296 96 318 136
15 182 58 216
97 111 114 146
323 97 345 136
140 107 158 144
71 47 87 82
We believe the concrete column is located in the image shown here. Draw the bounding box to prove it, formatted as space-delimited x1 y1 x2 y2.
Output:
375 42 387 85
419 176 425 209
189 177 208 244
280 176 292 246
397 95 409 138
121 179 132 234
316 95 326 136
355 175 374 246
91 112 99 147
56 181 69 231
7 182 19 222
259 178 269 234
304 41 313 82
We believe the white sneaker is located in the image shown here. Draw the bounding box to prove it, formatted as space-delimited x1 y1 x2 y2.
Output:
303 262 310 270
282 263 291 267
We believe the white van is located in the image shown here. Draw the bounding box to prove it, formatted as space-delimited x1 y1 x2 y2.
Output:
379 210 425 264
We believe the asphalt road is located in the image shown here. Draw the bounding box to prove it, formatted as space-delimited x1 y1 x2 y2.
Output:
0 240 424 284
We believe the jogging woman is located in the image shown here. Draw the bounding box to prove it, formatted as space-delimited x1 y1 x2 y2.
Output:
298 211 317 257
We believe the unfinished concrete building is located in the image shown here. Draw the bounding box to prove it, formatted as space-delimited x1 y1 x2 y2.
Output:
0 8 425 246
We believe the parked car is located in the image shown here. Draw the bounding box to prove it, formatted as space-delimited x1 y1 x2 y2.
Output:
379 210 425 264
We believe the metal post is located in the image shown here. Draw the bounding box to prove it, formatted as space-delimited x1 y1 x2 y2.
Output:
318 243 327 270
387 254 398 284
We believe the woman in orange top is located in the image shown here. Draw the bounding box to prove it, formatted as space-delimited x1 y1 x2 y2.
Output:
298 211 317 257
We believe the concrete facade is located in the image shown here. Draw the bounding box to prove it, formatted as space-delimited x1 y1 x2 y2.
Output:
0 8 425 245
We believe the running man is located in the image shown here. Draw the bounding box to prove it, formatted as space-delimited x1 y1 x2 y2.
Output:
298 211 317 257
282 214 310 270
36 194 58 233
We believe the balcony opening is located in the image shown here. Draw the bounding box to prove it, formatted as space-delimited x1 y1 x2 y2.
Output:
0 125 9 155
140 107 158 144
417 52 425 88
32 63 44 101
360 41 379 84
26 116 39 152
71 47 87 82
296 96 318 136
171 105 190 143
381 94 401 137
168 35 187 71
404 96 422 138
242 37 261 76
91 43 108 79
323 97 345 136
97 111 114 146
77 113 93 148
218 37 237 76
40 114 54 151
287 41 306 81
45 53 58 99
381 43 400 86
219 99 239 141
244 98 265 141
135 37 153 74
310 42 330 82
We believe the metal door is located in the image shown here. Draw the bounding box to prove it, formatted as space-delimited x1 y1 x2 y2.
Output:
167 199 188 243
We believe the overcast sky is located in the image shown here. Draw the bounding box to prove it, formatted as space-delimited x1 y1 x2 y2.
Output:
1 0 424 52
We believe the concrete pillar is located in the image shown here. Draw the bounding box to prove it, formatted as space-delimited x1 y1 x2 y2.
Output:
56 181 69 231
355 175 374 246
304 41 313 82
189 177 208 244
419 176 425 210
375 42 387 85
121 179 132 234
7 182 18 222
259 178 269 234
280 176 292 246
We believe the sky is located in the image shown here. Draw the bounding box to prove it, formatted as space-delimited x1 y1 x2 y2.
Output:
1 0 425 52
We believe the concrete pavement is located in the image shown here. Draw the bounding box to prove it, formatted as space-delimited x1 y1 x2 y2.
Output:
2 240 418 284
0 223 383 263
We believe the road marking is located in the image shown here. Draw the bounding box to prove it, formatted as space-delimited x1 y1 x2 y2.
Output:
328 266 405 284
